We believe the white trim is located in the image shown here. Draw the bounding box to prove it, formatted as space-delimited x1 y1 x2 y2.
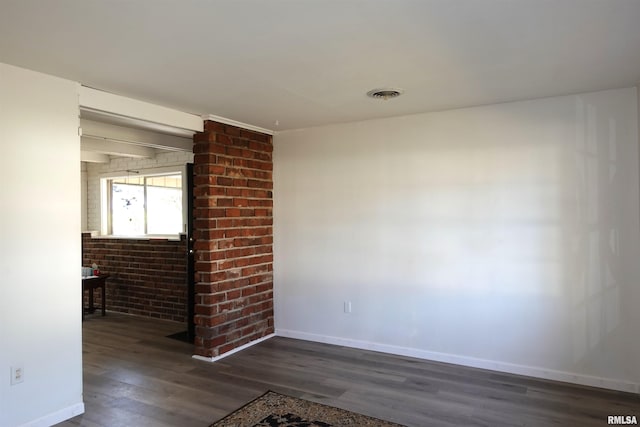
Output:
19 402 85 427
275 329 640 394
203 114 274 136
192 333 276 363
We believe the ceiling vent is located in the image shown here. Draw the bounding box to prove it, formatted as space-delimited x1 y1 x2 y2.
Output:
366 88 404 100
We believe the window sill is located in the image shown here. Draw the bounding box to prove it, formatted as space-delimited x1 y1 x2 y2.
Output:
89 233 185 242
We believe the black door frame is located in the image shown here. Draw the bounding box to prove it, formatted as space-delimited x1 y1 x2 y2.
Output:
186 162 195 342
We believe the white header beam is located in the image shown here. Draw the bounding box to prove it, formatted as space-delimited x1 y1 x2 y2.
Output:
81 136 156 158
79 86 203 133
80 151 110 163
81 119 192 152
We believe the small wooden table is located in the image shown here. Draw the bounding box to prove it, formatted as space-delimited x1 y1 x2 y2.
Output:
82 274 109 319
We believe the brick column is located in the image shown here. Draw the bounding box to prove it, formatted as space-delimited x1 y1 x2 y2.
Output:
192 120 274 358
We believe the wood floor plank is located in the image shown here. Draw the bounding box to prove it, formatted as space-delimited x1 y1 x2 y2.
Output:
56 312 640 427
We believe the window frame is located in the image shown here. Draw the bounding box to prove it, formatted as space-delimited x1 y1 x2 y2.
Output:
100 165 187 238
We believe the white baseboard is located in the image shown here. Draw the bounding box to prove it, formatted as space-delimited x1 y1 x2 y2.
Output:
276 328 639 394
192 333 276 363
19 402 85 427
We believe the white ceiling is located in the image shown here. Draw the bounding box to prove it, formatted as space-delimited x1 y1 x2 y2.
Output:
1 0 640 131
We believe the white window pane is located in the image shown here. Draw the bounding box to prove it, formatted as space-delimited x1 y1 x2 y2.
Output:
112 183 145 235
147 186 183 234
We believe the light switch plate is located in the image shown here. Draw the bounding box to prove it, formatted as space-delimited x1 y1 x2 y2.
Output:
10 366 24 385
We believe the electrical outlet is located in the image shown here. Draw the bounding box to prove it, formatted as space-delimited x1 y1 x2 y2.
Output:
344 301 352 313
10 366 24 385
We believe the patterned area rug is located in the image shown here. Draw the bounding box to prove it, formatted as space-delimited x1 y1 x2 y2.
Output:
210 390 406 426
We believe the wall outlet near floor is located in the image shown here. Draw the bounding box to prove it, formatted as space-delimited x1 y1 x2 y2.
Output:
10 366 24 385
344 301 352 313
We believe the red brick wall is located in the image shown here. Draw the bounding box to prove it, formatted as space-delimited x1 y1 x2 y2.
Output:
81 233 188 322
193 120 274 358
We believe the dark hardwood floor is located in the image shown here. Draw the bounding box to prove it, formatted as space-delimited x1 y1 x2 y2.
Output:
57 312 639 427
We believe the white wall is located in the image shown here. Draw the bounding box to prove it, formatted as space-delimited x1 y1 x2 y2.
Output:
81 162 88 231
85 151 194 232
274 87 640 393
0 63 84 426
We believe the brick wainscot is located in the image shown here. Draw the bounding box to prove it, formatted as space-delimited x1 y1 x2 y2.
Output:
81 233 188 322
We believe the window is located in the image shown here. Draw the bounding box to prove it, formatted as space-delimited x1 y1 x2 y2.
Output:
102 171 184 236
